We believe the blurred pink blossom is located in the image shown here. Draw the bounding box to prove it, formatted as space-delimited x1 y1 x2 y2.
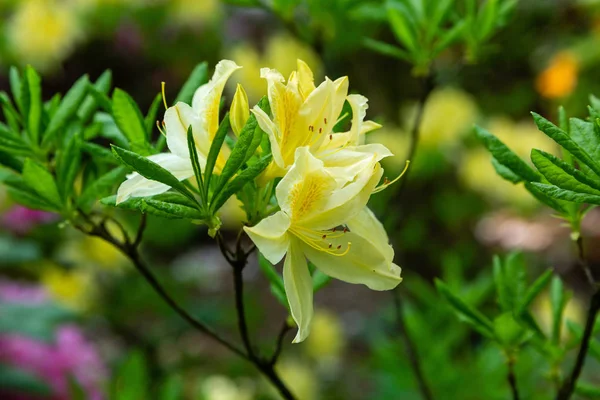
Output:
2 206 58 234
0 280 48 304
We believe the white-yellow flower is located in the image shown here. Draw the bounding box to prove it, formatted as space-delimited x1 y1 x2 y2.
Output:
116 60 241 203
252 60 387 182
244 147 401 343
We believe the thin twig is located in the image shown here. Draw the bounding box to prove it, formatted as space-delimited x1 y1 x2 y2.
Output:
270 320 292 366
576 236 595 288
133 213 147 247
232 259 255 359
507 355 520 400
393 289 434 400
556 290 600 400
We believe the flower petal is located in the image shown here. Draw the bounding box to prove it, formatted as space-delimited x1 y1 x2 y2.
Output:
116 153 194 204
192 59 242 139
346 207 394 265
284 238 314 343
297 59 316 99
164 102 205 160
322 144 393 184
300 230 401 291
244 211 291 264
252 105 285 169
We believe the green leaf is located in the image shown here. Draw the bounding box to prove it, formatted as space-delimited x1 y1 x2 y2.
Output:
386 1 417 51
42 75 90 147
531 149 600 195
493 312 524 346
245 96 270 163
567 321 600 361
532 112 600 178
475 125 540 182
435 279 495 338
113 351 148 400
9 66 22 113
258 253 288 307
103 193 202 219
363 38 411 61
433 20 466 57
570 117 600 162
187 126 206 204
524 182 568 214
528 182 600 205
312 269 331 291
25 66 42 144
81 142 119 163
210 154 271 213
145 93 162 137
145 198 204 219
213 113 258 200
0 365 52 396
204 113 230 191
4 175 59 212
0 92 22 132
22 159 62 207
68 376 87 400
517 269 553 312
491 157 522 183
550 276 567 344
576 382 600 398
56 132 82 201
159 375 184 400
0 150 24 172
78 166 128 209
112 89 151 155
111 146 197 203
78 70 112 124
175 62 208 104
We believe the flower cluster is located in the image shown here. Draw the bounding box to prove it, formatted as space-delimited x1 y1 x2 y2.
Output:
116 59 403 342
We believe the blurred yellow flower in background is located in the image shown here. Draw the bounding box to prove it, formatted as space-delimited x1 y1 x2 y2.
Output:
367 126 410 172
534 291 585 341
40 265 94 311
200 375 255 400
274 359 318 400
227 35 322 103
59 227 128 271
304 310 346 364
460 117 557 208
536 51 579 99
7 0 83 71
404 87 478 149
170 0 221 26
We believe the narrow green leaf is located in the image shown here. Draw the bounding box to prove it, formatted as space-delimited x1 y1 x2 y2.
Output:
531 149 600 194
112 89 151 155
187 126 206 204
56 133 82 201
524 182 568 214
113 351 148 400
517 269 553 312
567 321 600 361
550 276 567 344
175 62 208 104
159 375 184 400
78 70 112 124
491 157 522 183
435 279 495 338
145 93 162 137
0 150 24 172
493 255 511 312
433 20 466 57
25 67 42 144
102 193 201 219
42 75 90 147
145 198 204 219
4 175 59 212
204 113 230 191
9 67 22 113
81 142 119 164
210 154 271 213
245 96 271 162
386 2 417 51
22 159 62 207
475 125 540 182
576 382 600 398
363 38 411 61
528 182 600 205
0 92 22 132
312 269 331 291
87 84 113 114
111 146 197 203
258 253 286 298
532 112 600 178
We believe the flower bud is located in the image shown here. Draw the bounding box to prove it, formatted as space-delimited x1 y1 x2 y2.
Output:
230 84 249 136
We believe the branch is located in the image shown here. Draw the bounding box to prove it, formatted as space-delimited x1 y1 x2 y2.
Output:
507 355 520 400
392 289 434 400
576 236 595 288
556 290 600 400
270 320 292 366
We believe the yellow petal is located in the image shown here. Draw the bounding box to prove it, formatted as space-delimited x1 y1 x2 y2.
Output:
284 238 314 343
230 84 250 136
192 59 242 140
164 102 205 159
297 59 316 100
244 211 291 264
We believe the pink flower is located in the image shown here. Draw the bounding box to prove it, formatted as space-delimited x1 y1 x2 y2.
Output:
0 280 48 304
2 206 58 235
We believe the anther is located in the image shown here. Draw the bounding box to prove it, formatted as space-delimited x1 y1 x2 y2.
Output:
332 227 337 232
319 128 322 133
343 227 348 233
329 134 333 140
328 244 332 248
337 245 342 250
322 234 327 239
324 117 327 124
309 125 314 132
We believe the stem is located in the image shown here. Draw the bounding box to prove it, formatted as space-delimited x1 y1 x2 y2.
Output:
270 320 291 366
556 290 600 400
576 236 595 288
392 289 434 400
390 73 436 400
507 355 520 400
232 259 255 358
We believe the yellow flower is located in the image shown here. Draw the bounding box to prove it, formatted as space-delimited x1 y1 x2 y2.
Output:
403 87 478 149
304 310 345 362
230 84 250 137
7 0 82 71
460 117 557 207
40 265 94 311
367 125 411 172
200 375 254 400
170 0 221 26
244 148 401 342
274 359 318 400
116 60 240 203
536 52 579 99
253 59 386 181
227 35 322 103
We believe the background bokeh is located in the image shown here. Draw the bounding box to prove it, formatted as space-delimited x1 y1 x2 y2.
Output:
1 0 600 399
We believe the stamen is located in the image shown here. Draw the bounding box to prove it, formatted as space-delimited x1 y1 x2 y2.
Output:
324 117 327 124
156 120 166 136
328 244 332 248
337 245 341 250
329 134 333 140
319 128 322 134
373 160 411 194
322 234 327 239
161 82 168 110
335 112 348 126
309 125 314 132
